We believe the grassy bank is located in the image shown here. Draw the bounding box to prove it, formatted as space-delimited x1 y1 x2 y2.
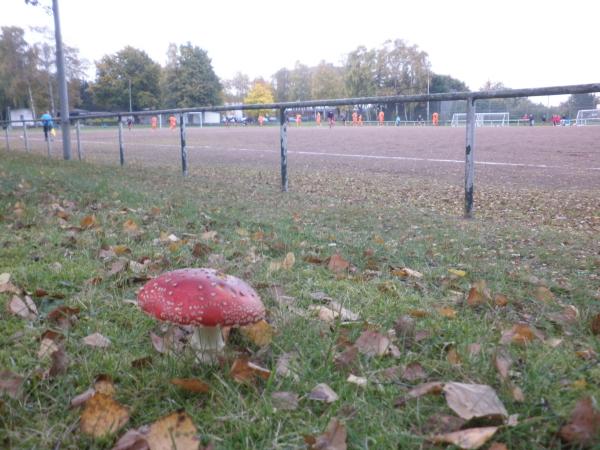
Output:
0 151 599 449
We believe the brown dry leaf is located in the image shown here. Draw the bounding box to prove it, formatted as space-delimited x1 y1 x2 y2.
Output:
230 358 270 383
488 443 508 450
494 294 509 307
275 352 299 380
468 343 482 357
393 315 416 342
112 245 131 256
575 348 597 360
83 332 111 348
510 385 525 402
271 391 299 411
123 219 139 233
443 382 508 421
431 426 499 449
328 254 350 273
0 370 24 399
559 397 600 447
252 230 265 241
347 374 367 387
394 382 444 407
131 356 153 369
390 266 423 279
192 242 211 258
308 383 339 403
80 393 130 438
355 330 390 357
334 346 358 370
408 309 429 318
591 314 600 336
534 286 555 303
8 295 38 320
94 375 116 397
240 319 273 347
111 427 150 450
308 418 347 450
466 280 492 307
437 307 457 319
45 346 68 378
500 323 538 345
38 336 60 359
47 305 80 330
0 273 20 294
402 362 428 381
493 349 512 382
0 272 10 285
146 410 199 450
70 388 96 408
107 259 129 277
270 252 295 271
420 413 466 435
80 214 98 229
170 378 210 394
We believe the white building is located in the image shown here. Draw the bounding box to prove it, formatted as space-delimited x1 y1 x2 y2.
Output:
10 108 35 127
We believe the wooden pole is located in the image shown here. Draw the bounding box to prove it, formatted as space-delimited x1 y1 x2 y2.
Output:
118 115 124 166
279 108 288 192
76 120 82 160
464 97 476 218
180 113 188 176
23 123 30 152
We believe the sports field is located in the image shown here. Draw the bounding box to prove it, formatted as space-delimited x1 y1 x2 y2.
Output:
6 125 600 190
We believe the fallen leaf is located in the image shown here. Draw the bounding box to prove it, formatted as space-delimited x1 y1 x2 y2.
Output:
448 269 467 277
334 346 358 370
201 230 217 241
308 418 347 450
347 374 367 387
80 215 97 229
112 245 131 256
123 219 139 233
47 306 80 330
559 397 600 447
510 385 525 402
420 413 466 435
408 309 429 318
170 378 210 394
534 286 555 303
500 324 539 345
83 332 111 348
271 391 299 411
443 382 508 421
0 370 24 399
354 330 390 357
493 349 512 382
70 388 96 408
394 382 444 408
468 343 482 356
230 358 270 383
328 254 350 273
488 443 509 450
390 266 423 279
192 242 211 258
7 295 38 320
393 315 416 343
107 259 128 277
146 410 199 450
466 280 492 307
308 383 339 403
402 362 428 381
150 332 165 354
431 427 499 449
275 352 299 380
494 294 509 307
591 313 600 336
80 393 130 438
437 307 457 319
240 320 273 347
111 427 150 450
446 345 461 365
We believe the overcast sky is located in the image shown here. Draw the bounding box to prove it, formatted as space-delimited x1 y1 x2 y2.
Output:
3 0 599 105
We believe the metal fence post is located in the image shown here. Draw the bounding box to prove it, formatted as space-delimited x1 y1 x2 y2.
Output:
46 133 52 157
465 96 476 218
279 108 288 192
76 120 83 160
23 122 30 152
118 115 125 166
4 125 9 151
180 113 188 176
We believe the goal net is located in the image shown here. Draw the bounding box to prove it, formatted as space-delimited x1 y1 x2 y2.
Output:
451 112 510 127
575 109 600 126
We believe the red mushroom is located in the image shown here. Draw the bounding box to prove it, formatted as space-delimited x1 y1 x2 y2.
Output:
137 268 265 363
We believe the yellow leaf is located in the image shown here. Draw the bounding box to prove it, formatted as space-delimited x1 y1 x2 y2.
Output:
122 219 139 233
80 393 129 438
146 411 199 449
437 307 457 319
111 245 130 256
373 234 385 244
448 269 467 277
170 378 210 393
240 320 274 347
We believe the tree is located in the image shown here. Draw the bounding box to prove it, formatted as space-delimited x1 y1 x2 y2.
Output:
311 61 345 100
344 46 377 98
244 80 274 118
92 46 161 111
288 62 312 101
272 67 291 102
162 43 221 108
562 93 597 117
222 72 250 104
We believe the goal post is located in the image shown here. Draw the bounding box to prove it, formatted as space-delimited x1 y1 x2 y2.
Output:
575 109 600 126
451 112 509 127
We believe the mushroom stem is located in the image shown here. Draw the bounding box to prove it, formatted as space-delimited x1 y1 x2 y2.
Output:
190 326 225 363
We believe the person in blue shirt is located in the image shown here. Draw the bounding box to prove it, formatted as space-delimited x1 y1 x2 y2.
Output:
40 111 54 141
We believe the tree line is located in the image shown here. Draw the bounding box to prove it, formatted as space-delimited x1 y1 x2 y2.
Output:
0 26 596 122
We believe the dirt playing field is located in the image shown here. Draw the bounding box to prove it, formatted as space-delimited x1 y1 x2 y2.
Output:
6 125 600 190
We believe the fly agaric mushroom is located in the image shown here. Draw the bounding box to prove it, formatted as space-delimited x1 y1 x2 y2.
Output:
137 268 265 363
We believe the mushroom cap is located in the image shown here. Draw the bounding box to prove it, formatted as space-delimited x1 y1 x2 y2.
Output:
137 268 265 327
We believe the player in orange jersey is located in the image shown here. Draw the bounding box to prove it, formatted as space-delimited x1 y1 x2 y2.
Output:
316 111 321 126
151 116 158 130
378 110 385 126
258 115 264 126
169 115 177 130
432 112 439 126
358 114 363 126
296 114 302 127
352 111 358 126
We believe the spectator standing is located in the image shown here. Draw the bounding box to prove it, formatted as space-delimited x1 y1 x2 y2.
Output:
40 111 54 141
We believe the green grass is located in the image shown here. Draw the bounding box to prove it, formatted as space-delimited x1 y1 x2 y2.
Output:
0 151 599 449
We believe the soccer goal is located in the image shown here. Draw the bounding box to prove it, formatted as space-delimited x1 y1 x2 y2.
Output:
451 112 510 127
575 109 600 126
